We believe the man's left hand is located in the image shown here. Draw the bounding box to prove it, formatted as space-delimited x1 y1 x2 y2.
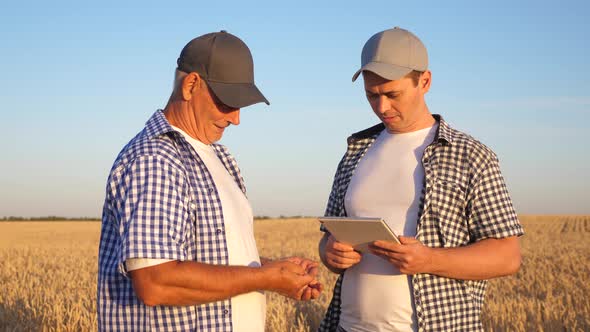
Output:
369 236 434 275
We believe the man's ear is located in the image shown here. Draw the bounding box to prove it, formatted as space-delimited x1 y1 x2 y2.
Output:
181 72 202 101
420 70 432 93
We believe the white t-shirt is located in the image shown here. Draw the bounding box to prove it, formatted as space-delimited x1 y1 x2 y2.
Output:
127 125 265 332
340 125 437 332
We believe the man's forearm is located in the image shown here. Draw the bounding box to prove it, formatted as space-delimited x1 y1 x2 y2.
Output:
131 261 267 306
428 236 521 280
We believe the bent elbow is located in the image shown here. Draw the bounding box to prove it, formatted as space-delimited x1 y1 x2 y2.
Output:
499 236 522 277
129 260 180 306
141 292 160 307
134 285 161 306
130 271 165 306
505 251 522 276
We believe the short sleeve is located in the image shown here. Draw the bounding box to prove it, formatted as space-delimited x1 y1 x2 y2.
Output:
126 258 175 271
112 155 191 276
467 155 524 241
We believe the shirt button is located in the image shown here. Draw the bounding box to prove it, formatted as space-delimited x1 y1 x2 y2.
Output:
208 187 214 193
223 309 229 315
216 228 222 234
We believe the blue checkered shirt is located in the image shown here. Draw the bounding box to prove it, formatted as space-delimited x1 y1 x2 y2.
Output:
98 110 246 331
319 115 524 332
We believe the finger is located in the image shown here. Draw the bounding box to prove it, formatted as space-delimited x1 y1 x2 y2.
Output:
326 252 361 265
308 281 322 300
368 245 390 256
327 259 352 269
327 252 362 264
398 236 419 244
331 241 355 251
327 248 362 260
370 247 404 259
294 258 311 270
298 273 314 286
372 240 403 251
309 281 322 291
300 259 319 271
301 287 312 301
306 260 319 268
297 284 309 300
328 253 362 264
329 236 355 251
370 250 405 266
287 257 318 272
306 266 319 277
294 285 306 301
311 288 321 299
327 257 360 269
285 256 301 264
369 247 406 261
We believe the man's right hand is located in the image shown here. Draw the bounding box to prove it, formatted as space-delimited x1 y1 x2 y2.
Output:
324 234 362 271
261 259 316 300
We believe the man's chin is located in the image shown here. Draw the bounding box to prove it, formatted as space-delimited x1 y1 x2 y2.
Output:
382 119 401 130
206 134 223 144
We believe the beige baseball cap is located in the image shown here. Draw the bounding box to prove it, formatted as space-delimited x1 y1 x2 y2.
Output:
352 27 428 82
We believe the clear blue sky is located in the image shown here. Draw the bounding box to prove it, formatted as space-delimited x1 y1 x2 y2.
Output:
1 0 588 218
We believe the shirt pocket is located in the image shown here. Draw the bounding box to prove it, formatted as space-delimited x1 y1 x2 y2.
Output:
428 177 470 247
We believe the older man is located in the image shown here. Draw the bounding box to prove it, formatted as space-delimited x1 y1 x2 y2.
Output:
98 31 320 332
318 27 524 332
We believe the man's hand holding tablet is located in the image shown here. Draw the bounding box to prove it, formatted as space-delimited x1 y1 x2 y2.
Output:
318 217 402 274
320 233 363 274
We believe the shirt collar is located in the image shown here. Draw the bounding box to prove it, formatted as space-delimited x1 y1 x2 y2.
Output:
433 114 453 145
145 109 175 138
144 109 228 151
348 113 453 145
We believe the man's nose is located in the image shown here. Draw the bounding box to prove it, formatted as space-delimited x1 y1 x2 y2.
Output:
226 109 240 126
376 95 390 113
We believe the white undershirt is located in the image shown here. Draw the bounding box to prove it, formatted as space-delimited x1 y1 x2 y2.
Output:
127 125 265 332
340 124 437 332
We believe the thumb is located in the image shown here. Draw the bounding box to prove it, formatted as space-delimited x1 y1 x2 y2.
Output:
398 236 419 245
285 256 302 265
294 273 314 289
301 273 314 285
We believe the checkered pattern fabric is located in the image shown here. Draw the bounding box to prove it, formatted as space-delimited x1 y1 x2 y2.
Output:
319 115 524 332
98 110 246 331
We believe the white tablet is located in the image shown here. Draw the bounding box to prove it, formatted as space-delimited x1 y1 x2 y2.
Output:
319 216 400 253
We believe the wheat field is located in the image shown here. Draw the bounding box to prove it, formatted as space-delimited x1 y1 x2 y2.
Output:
0 216 588 331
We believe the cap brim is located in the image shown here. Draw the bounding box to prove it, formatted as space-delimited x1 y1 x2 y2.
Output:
352 62 414 82
207 81 270 109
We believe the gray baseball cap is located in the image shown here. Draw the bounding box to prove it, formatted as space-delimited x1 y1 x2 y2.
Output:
352 27 428 82
177 30 270 108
